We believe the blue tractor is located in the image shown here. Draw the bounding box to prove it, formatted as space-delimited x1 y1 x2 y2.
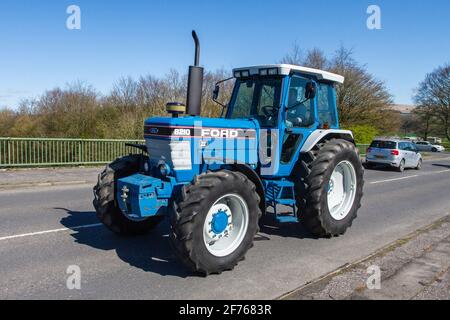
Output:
93 31 364 275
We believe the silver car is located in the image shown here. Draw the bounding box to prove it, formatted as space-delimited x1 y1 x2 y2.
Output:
366 139 422 172
414 141 445 152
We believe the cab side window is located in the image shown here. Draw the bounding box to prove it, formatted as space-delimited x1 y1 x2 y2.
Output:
286 76 314 128
317 83 338 127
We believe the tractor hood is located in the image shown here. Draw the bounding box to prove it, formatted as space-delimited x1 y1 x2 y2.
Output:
144 116 259 136
143 116 259 182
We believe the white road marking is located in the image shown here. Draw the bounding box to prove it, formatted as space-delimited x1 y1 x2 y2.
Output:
370 175 419 184
0 223 103 242
370 169 450 185
435 169 450 174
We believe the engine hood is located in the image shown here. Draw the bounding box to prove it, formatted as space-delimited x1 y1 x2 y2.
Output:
143 116 259 182
144 116 258 139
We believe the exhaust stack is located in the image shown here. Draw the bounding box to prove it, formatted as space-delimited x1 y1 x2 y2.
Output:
186 30 204 116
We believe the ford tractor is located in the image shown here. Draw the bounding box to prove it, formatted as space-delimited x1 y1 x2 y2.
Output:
93 31 364 275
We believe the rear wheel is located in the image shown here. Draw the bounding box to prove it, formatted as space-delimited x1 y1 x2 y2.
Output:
415 158 422 170
364 162 374 169
170 170 261 275
396 159 405 172
294 139 364 237
93 155 164 235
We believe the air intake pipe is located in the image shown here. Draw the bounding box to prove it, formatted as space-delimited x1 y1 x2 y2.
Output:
186 30 204 116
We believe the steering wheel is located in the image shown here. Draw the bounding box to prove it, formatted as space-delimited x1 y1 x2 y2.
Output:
261 106 277 117
293 115 307 126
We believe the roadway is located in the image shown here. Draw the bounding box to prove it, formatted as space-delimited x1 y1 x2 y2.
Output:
1 155 450 299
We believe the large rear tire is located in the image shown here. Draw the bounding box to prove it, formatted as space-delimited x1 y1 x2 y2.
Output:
93 154 163 235
170 170 261 275
294 139 364 237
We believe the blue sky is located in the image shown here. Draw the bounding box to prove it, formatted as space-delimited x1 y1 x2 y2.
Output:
0 0 448 108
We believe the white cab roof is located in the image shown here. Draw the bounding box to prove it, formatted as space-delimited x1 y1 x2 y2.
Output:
233 64 345 84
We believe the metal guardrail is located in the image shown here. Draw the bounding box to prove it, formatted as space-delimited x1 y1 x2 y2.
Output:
0 137 370 168
0 138 145 168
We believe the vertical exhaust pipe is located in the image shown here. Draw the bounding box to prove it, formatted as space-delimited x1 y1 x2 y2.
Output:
186 30 204 116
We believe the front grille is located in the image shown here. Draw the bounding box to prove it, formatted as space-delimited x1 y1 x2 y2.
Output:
145 138 192 171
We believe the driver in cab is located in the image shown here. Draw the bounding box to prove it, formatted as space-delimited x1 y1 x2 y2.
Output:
286 87 313 128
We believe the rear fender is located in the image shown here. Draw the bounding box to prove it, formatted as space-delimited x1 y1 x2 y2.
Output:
301 129 355 152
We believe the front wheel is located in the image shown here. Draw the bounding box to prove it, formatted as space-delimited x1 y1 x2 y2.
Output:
93 155 164 235
170 170 261 275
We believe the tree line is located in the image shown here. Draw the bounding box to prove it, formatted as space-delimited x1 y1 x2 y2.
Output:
0 45 447 142
0 69 230 139
410 64 450 141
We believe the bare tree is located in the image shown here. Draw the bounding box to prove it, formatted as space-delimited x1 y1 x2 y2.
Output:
304 48 328 69
329 46 397 131
413 63 450 140
411 105 435 139
280 42 303 65
110 76 139 110
280 44 397 131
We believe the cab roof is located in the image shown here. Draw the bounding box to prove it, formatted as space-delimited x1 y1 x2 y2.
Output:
232 64 345 84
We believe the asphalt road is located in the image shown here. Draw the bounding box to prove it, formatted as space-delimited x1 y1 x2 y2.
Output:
1 156 450 299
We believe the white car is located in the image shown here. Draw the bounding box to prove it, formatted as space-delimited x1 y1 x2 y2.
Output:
366 139 422 172
414 141 445 152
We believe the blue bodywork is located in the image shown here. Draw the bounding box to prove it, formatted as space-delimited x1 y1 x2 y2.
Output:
116 72 342 222
117 174 173 218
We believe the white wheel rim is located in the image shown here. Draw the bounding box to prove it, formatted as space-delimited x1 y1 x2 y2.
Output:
203 193 249 257
327 161 357 221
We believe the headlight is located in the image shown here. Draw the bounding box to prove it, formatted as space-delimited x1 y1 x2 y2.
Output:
268 68 278 75
259 68 278 76
234 70 250 78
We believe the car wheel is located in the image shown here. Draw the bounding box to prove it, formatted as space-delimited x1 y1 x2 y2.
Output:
396 159 405 172
432 147 437 152
415 158 422 170
364 162 373 169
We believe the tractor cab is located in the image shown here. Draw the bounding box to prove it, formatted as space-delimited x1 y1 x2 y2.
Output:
218 64 345 177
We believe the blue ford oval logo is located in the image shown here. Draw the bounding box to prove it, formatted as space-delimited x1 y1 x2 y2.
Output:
149 128 159 134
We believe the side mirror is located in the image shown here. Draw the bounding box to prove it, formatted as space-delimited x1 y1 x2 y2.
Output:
212 85 220 101
305 81 316 99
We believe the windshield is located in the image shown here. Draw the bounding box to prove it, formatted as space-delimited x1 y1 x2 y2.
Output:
370 140 397 149
227 77 282 127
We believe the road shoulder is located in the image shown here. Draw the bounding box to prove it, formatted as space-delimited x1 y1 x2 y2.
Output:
0 166 101 190
280 214 450 300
